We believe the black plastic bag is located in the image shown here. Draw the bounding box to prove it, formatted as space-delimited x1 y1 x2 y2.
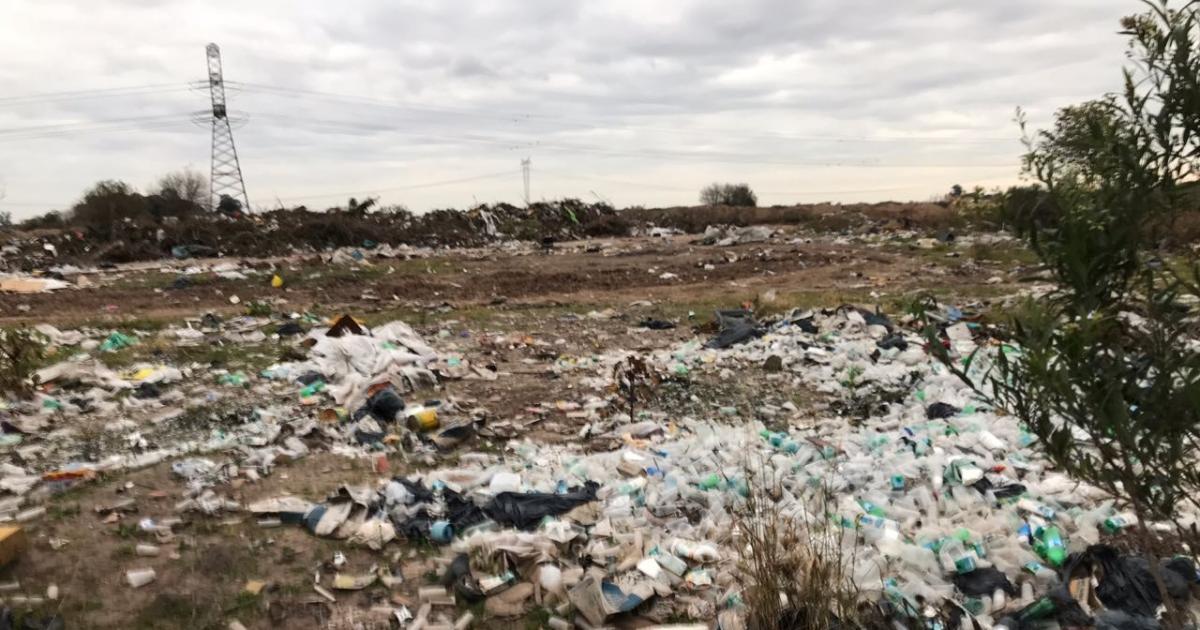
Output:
876 334 909 351
390 479 487 542
971 475 1026 501
1077 545 1193 617
926 402 961 419
441 553 485 603
639 319 675 330
705 311 763 349
297 371 324 386
858 309 894 331
366 387 405 423
1095 609 1161 630
484 482 600 530
277 322 305 336
134 382 162 399
953 567 1017 597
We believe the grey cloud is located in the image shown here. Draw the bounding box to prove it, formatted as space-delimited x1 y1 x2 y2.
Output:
0 0 1144 216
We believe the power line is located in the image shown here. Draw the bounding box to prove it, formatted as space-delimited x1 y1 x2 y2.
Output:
240 110 1016 169
0 119 196 143
272 169 520 202
536 169 1001 197
0 84 193 108
0 113 195 136
230 81 1017 146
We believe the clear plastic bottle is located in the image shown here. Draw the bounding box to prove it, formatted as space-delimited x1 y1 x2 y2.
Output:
939 538 977 574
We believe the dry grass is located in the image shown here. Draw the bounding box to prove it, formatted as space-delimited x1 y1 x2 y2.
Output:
732 464 889 630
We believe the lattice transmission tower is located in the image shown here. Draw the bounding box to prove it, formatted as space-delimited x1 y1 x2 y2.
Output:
205 43 250 211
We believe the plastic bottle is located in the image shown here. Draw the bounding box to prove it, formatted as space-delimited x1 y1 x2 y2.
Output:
858 515 902 552
1017 596 1056 622
992 587 1007 611
939 538 977 574
1017 522 1032 545
978 430 1006 452
1034 525 1066 567
614 477 647 496
649 548 688 576
760 429 784 447
858 514 899 534
1017 498 1057 520
670 538 720 563
1023 561 1057 586
1019 579 1035 605
299 380 325 397
1101 512 1138 535
859 500 887 517
219 372 249 387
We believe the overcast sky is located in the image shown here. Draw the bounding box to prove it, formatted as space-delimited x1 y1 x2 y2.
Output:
0 0 1135 217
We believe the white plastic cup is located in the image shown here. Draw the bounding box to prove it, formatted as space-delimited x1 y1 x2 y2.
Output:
126 568 157 588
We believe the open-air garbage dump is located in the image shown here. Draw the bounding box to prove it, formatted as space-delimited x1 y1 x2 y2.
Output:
3 2 1200 627
0 201 1195 630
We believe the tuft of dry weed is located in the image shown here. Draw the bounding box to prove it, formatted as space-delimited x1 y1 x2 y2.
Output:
732 464 889 630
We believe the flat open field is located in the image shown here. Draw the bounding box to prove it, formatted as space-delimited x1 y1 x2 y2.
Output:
0 227 1038 629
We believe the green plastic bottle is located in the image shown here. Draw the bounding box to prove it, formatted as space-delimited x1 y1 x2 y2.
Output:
1034 526 1066 567
1018 596 1056 621
698 473 721 490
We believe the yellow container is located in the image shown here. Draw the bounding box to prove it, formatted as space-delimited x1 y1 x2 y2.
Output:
406 408 439 432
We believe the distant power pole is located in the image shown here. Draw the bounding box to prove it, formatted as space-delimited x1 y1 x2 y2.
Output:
206 43 250 212
521 157 531 205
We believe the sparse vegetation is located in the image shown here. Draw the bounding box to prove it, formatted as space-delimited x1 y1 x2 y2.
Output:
154 168 209 210
0 327 46 399
700 182 758 207
925 1 1200 623
734 469 885 629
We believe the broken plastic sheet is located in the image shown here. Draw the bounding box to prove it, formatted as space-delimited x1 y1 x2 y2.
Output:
35 358 131 390
308 332 437 409
32 324 85 346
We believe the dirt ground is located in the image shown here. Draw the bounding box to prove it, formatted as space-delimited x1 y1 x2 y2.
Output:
0 227 1035 629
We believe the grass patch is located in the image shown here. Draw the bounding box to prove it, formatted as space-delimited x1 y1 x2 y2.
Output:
523 607 551 629
224 591 262 620
97 335 285 373
735 469 888 629
966 242 1039 266
135 593 224 630
46 501 80 520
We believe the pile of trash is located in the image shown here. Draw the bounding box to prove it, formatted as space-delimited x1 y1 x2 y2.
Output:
2 295 1197 628
209 305 1200 628
0 313 494 519
700 225 775 246
0 199 625 267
